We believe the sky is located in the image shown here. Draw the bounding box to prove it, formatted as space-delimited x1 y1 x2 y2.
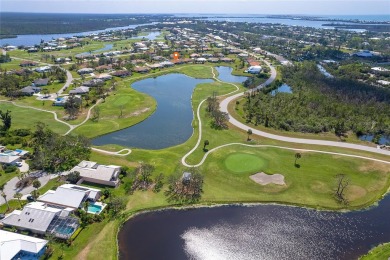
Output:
1 0 389 15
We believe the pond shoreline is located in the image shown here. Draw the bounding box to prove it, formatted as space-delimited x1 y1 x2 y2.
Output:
117 190 390 260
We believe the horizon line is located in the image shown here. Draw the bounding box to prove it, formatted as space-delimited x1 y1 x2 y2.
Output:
1 11 389 16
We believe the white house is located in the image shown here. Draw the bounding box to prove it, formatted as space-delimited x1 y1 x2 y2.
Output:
245 66 262 74
38 184 101 210
0 230 48 260
70 160 121 187
0 202 79 239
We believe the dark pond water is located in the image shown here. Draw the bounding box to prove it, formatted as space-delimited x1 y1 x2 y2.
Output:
92 66 246 149
359 135 390 145
215 66 248 83
0 23 156 47
119 194 390 260
271 83 292 95
92 74 212 149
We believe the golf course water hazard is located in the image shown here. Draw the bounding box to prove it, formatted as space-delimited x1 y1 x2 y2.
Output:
92 66 247 149
118 194 390 260
92 74 212 149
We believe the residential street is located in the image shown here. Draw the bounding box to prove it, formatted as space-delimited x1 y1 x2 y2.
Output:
0 173 51 206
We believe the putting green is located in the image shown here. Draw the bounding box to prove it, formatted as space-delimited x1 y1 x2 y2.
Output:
224 153 267 173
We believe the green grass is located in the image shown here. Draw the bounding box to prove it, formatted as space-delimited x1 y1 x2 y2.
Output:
0 103 69 134
360 243 390 260
0 171 18 188
200 146 389 210
224 152 267 173
74 82 156 138
0 59 25 70
0 198 25 214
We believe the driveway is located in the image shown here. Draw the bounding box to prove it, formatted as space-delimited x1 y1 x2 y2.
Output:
19 160 29 173
0 173 51 206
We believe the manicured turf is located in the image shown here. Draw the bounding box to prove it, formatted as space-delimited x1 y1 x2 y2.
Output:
74 81 156 138
360 243 390 260
201 146 389 209
224 152 267 173
0 102 69 134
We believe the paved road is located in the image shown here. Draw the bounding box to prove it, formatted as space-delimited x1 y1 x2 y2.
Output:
219 53 390 157
0 173 51 206
58 69 73 95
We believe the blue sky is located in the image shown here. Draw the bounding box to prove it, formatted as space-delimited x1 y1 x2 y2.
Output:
1 0 389 15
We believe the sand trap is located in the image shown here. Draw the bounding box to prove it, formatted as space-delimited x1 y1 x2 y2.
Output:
250 172 285 185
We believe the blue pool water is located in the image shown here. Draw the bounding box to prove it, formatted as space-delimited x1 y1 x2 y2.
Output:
88 204 103 214
56 226 75 235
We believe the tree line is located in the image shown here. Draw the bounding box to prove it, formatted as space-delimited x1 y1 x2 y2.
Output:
243 62 390 138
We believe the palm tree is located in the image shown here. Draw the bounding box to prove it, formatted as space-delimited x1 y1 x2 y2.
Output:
32 179 41 190
83 200 90 212
14 192 23 208
203 140 209 151
295 153 302 165
247 129 252 141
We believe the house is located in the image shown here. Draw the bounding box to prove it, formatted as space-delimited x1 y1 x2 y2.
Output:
27 48 39 53
19 86 41 96
69 86 90 95
112 70 131 78
0 151 21 165
38 184 101 210
0 202 79 239
195 58 207 63
353 50 374 58
35 66 51 73
190 53 200 58
245 66 262 74
133 66 150 73
208 58 220 63
33 78 49 86
159 61 174 67
75 53 93 60
82 79 104 87
0 230 48 260
95 73 112 81
70 160 121 187
20 61 38 67
77 68 94 75
220 57 234 63
148 63 163 69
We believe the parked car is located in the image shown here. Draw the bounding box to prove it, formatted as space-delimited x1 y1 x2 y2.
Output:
27 195 34 202
15 162 23 167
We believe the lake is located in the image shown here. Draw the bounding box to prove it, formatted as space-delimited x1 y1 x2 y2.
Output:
359 135 390 145
215 66 248 83
118 194 390 260
92 66 246 149
271 83 292 95
92 74 212 149
0 22 157 47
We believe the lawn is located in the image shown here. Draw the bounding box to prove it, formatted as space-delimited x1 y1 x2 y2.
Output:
200 146 390 210
224 152 268 173
0 102 69 134
74 81 156 138
360 243 390 260
0 171 18 190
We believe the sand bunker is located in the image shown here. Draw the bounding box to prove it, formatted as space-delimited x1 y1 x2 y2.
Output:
250 172 285 185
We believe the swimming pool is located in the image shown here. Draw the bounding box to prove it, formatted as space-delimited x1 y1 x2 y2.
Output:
87 202 106 214
56 226 75 235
